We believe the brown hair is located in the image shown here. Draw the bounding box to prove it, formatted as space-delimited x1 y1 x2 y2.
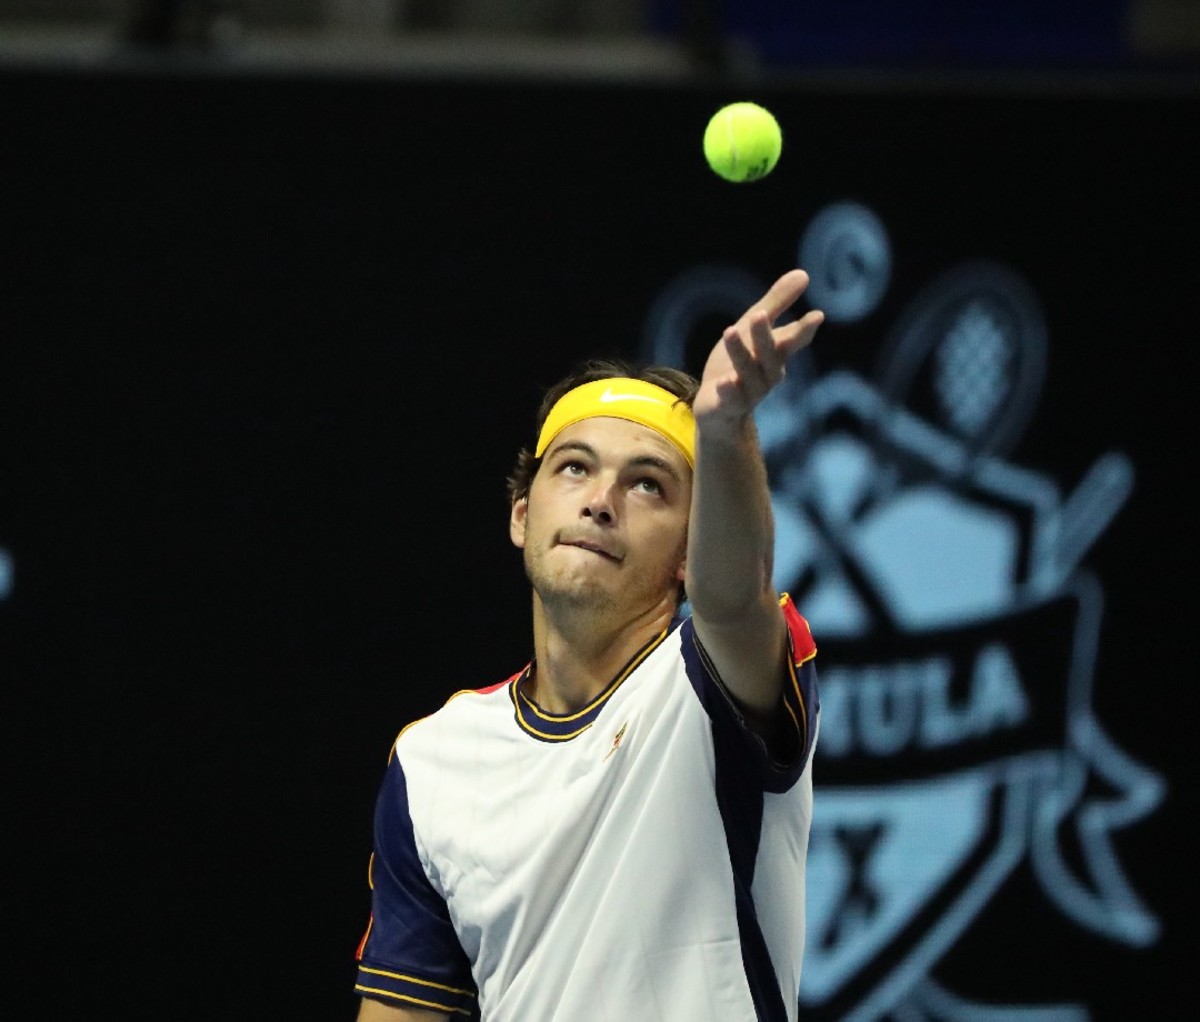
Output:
505 358 699 506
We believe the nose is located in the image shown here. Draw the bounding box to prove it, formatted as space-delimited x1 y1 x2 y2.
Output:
582 477 617 525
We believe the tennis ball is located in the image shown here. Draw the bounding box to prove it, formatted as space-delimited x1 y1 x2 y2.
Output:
703 102 782 183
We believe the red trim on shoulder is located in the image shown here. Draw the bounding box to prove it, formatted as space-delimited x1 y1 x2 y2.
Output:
476 667 526 695
779 593 817 664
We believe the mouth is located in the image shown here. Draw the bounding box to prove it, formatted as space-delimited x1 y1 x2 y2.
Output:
560 539 622 562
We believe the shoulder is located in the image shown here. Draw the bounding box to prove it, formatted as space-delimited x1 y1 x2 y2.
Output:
395 669 523 752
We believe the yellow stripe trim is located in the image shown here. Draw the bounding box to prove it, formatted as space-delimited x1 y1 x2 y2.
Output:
356 966 475 997
354 984 474 1016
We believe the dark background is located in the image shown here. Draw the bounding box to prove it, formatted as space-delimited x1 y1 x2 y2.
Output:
2 54 1196 1019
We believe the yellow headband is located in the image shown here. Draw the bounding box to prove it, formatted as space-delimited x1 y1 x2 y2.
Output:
534 378 696 468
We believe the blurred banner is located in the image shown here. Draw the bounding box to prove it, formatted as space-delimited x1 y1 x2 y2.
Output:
647 0 1135 66
2 65 1191 1019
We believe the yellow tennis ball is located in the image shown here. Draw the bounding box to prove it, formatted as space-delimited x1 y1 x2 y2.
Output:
703 102 782 183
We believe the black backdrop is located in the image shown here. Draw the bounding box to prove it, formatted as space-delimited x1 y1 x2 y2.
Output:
2 64 1195 1019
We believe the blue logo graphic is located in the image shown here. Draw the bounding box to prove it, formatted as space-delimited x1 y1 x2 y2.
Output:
642 202 1164 1022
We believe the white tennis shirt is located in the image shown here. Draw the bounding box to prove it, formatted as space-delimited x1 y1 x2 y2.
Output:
355 595 819 1021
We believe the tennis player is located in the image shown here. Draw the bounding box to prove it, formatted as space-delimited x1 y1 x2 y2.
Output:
353 269 825 1022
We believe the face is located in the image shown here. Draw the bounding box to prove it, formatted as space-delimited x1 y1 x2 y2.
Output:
510 416 692 619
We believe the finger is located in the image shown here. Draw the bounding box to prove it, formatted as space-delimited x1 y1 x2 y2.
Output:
749 269 811 324
772 308 825 359
721 323 758 376
721 324 774 404
747 310 785 379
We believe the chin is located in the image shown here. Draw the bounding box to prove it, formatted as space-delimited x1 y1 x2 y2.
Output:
534 574 618 613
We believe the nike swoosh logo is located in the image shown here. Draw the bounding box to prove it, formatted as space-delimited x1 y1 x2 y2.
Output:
599 388 668 405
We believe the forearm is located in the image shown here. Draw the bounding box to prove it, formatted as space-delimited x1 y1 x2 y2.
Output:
686 413 789 720
686 415 777 620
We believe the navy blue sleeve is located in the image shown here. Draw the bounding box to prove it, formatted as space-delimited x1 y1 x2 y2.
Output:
354 753 478 1017
681 593 820 793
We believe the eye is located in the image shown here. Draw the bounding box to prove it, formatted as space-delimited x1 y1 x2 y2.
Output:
634 477 663 496
560 460 587 477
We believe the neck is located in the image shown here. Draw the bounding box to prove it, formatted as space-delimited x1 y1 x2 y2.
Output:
526 595 677 714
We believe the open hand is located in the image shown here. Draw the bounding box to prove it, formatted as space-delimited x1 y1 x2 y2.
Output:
693 269 825 425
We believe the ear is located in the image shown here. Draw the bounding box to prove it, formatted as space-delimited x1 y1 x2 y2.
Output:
676 554 687 584
510 496 529 549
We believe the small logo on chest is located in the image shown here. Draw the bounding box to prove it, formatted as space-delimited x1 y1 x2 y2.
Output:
603 721 629 761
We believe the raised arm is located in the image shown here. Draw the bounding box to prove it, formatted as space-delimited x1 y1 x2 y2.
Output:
685 269 823 729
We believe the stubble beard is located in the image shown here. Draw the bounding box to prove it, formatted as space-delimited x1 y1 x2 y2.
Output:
524 543 620 617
